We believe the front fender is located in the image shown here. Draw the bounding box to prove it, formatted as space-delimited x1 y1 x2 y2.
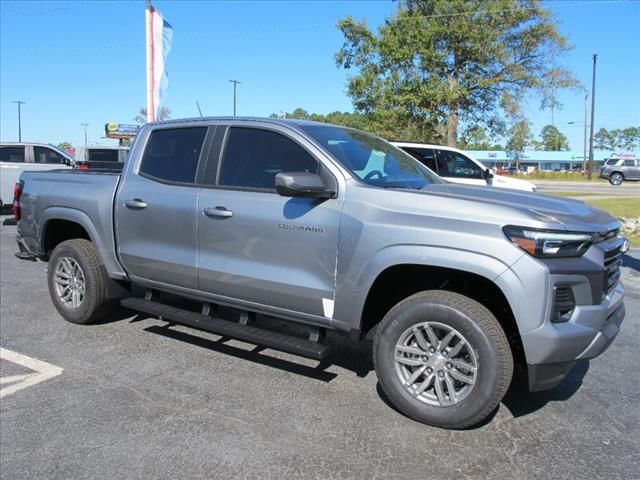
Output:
333 244 523 332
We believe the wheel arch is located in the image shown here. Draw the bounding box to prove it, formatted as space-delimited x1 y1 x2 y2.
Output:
40 207 127 280
351 246 526 366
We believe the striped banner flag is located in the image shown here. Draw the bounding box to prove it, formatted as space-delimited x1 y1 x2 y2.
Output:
146 4 173 122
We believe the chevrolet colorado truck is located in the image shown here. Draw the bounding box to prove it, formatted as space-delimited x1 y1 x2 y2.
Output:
14 118 627 429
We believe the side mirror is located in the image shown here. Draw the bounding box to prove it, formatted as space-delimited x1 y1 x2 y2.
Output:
275 172 334 199
484 168 494 181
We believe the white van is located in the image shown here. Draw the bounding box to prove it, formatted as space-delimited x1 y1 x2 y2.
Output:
0 143 73 209
393 142 537 192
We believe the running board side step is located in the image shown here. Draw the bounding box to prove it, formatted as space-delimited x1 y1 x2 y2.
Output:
121 297 331 361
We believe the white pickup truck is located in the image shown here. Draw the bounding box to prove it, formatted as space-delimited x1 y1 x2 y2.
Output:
0 143 73 209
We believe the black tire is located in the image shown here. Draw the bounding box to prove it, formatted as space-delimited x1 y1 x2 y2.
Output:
373 290 513 429
609 172 624 185
47 239 112 324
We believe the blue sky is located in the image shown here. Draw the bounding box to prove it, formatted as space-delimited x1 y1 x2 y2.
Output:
1 0 638 150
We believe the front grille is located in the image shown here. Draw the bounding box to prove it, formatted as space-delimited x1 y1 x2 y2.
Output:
597 228 623 296
603 245 623 294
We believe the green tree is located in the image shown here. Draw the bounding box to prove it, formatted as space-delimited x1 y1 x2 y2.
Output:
57 141 73 150
539 68 581 125
335 0 575 146
271 108 370 130
457 125 498 150
503 95 532 169
135 106 171 124
537 124 569 151
288 108 311 120
593 127 616 150
616 127 640 150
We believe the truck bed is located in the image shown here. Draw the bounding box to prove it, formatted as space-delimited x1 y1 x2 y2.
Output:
17 169 124 278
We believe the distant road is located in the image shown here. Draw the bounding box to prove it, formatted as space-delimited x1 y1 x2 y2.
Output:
535 180 640 196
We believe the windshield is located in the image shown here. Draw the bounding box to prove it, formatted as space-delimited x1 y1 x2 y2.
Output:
300 125 441 189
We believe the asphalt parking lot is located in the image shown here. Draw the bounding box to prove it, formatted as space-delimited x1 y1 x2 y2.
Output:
1 220 639 480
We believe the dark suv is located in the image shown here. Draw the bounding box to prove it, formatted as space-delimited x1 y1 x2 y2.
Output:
600 157 640 185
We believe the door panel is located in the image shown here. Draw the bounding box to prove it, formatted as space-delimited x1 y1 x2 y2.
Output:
197 189 340 317
115 126 208 289
196 125 341 318
116 175 199 288
441 177 485 186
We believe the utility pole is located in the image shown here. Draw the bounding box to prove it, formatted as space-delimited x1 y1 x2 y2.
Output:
81 123 89 147
13 101 25 142
588 54 597 180
583 93 588 175
229 80 241 116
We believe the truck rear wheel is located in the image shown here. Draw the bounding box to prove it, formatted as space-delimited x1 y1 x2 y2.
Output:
373 290 513 429
48 239 112 324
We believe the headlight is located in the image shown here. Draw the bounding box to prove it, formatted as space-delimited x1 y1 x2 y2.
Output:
503 226 593 258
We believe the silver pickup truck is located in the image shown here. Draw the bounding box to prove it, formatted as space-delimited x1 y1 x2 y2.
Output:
14 118 627 429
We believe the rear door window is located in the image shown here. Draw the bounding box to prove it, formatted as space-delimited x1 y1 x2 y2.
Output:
33 146 68 164
0 146 25 163
139 127 208 184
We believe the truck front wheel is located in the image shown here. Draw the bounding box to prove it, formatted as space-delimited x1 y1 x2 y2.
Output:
373 290 513 429
48 239 112 324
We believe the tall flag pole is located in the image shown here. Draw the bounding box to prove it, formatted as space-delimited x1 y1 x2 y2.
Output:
145 1 153 122
145 1 173 123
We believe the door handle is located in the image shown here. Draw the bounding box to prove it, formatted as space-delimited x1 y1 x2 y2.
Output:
124 199 148 209
203 206 233 218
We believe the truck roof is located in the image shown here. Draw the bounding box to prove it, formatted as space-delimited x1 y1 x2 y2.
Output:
146 116 340 130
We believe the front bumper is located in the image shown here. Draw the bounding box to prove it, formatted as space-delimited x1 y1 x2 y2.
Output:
527 282 625 391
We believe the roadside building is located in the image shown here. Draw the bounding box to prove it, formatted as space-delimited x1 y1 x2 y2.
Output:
467 150 640 172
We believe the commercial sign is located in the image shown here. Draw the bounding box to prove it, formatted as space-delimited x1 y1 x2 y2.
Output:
613 152 637 159
105 123 140 139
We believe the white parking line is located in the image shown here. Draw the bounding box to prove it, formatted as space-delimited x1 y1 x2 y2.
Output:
0 348 63 399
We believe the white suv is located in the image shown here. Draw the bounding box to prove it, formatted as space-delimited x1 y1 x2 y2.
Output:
393 142 537 192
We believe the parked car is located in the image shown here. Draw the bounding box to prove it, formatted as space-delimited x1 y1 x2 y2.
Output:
599 157 640 185
394 142 537 192
0 142 73 210
73 145 128 171
14 118 625 429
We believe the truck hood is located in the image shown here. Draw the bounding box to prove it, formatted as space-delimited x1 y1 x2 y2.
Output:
419 183 620 233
